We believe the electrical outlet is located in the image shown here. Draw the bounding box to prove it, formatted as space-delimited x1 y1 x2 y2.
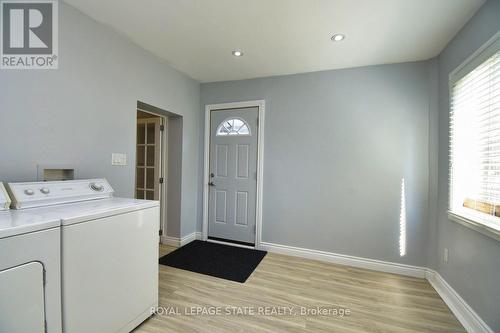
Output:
444 248 449 263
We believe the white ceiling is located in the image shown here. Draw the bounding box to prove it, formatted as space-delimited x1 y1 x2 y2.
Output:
64 0 485 83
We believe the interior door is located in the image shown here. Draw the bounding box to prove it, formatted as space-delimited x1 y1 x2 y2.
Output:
208 107 258 244
136 118 162 200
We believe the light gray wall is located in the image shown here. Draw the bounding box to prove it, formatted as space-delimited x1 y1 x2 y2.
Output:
167 117 183 237
435 0 500 330
427 58 440 270
0 3 201 238
201 61 434 266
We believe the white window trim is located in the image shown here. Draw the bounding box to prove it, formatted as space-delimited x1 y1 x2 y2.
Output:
448 211 500 242
448 31 500 242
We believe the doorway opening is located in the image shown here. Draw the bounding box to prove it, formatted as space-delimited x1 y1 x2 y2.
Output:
136 101 183 243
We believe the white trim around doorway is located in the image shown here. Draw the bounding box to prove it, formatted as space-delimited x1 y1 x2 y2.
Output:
202 100 266 249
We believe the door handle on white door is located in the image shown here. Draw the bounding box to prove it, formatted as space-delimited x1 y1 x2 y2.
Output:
208 182 216 187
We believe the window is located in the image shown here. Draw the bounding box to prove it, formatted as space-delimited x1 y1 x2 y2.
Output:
449 37 500 237
216 118 250 136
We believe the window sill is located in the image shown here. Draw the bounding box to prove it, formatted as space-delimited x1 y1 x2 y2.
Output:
448 211 500 242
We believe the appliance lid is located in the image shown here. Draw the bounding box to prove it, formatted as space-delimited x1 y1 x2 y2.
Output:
7 179 114 210
56 197 159 226
0 210 60 239
0 183 11 211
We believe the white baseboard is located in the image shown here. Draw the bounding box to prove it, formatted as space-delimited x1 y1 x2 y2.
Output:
159 235 493 332
426 270 493 333
160 235 181 247
161 232 202 248
259 241 427 278
258 241 493 333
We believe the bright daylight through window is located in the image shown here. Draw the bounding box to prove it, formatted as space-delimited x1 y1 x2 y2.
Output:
216 118 250 136
449 44 500 235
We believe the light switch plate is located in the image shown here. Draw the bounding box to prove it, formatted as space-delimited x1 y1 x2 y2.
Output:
111 153 127 166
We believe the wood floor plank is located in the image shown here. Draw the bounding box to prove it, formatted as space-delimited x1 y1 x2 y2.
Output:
133 244 465 333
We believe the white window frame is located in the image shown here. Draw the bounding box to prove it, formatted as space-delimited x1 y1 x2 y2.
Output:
448 31 500 242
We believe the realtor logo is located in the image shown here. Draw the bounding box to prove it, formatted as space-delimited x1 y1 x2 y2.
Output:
1 0 58 69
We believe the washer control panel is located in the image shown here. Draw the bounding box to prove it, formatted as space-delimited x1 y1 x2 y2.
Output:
0 183 11 210
6 179 114 209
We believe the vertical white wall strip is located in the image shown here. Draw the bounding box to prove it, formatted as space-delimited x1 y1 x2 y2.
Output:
400 178 407 257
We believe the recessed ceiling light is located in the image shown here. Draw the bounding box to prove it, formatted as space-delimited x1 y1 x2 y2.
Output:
232 50 243 57
331 34 345 42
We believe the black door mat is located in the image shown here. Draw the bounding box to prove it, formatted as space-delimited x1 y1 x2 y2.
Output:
159 240 267 283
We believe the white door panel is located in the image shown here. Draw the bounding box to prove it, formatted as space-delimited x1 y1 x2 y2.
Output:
0 262 45 333
209 108 258 244
0 228 61 333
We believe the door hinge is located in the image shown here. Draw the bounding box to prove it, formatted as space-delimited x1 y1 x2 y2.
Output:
159 177 164 184
160 124 165 131
159 229 163 236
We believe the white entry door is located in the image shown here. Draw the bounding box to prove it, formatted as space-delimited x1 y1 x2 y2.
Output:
208 107 258 245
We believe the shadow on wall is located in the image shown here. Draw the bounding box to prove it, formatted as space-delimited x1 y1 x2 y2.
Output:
137 101 183 239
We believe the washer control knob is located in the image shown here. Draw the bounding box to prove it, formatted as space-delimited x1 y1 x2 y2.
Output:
24 189 35 195
40 188 50 194
90 183 104 192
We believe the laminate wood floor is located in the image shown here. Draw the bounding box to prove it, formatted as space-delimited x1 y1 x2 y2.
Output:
134 244 465 333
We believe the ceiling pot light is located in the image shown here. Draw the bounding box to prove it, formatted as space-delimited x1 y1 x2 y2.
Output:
232 50 243 57
331 34 345 42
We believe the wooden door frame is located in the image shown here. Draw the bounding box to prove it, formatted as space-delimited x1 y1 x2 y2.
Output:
202 100 265 249
136 108 168 238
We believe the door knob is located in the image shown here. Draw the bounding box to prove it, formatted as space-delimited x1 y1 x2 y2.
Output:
208 182 216 187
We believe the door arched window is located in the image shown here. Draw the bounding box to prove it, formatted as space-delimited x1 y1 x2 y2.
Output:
216 118 251 136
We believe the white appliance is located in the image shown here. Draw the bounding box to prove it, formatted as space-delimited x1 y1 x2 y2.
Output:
7 179 160 333
0 183 10 210
0 182 62 333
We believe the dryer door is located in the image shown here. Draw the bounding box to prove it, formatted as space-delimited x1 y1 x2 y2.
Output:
0 262 46 333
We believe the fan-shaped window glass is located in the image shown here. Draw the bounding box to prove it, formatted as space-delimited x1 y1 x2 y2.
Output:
216 118 251 136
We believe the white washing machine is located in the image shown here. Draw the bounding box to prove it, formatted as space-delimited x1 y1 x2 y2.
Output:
0 182 62 333
7 179 160 333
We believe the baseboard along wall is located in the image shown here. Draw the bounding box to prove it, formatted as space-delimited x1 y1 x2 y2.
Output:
161 233 492 333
